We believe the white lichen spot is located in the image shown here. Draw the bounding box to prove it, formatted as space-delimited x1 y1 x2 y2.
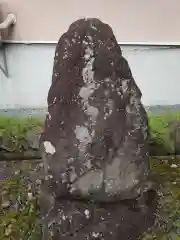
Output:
53 97 57 104
111 83 115 91
171 163 178 168
82 58 95 83
84 209 90 218
92 232 101 238
43 141 56 155
116 87 121 96
27 192 33 200
79 83 99 124
63 53 68 59
126 105 131 114
68 157 74 164
74 126 91 144
121 79 129 93
83 39 88 46
104 99 114 120
84 158 92 169
74 125 92 152
72 38 76 43
69 166 77 182
91 24 97 30
48 175 53 179
61 172 68 183
85 106 99 122
87 35 92 41
106 99 114 111
80 46 100 125
133 179 139 185
84 47 94 61
104 77 111 83
79 85 96 101
47 112 51 120
45 176 48 180
14 170 20 175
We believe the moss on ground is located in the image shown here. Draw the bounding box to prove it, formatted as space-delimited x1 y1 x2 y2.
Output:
0 175 41 240
0 116 43 152
142 158 180 239
148 111 180 156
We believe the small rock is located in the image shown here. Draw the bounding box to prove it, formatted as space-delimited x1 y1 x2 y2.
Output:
2 200 10 209
4 224 12 236
25 126 43 150
163 160 169 164
14 170 21 175
35 179 42 185
27 192 33 200
1 190 8 196
171 164 178 168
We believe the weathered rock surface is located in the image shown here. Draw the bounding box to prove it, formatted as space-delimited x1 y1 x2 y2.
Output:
25 126 43 150
40 18 157 240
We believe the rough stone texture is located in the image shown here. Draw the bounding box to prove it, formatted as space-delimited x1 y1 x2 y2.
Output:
25 126 43 150
40 18 157 240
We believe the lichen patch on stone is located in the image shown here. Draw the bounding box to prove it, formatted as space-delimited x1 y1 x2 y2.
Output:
43 141 56 155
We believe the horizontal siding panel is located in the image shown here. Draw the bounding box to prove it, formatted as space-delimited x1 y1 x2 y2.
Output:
0 0 180 43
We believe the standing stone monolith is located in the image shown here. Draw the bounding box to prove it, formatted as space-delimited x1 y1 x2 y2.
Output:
40 18 157 240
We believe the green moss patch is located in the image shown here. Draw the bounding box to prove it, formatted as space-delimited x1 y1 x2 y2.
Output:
148 111 180 156
0 176 41 239
0 116 43 152
142 158 180 239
